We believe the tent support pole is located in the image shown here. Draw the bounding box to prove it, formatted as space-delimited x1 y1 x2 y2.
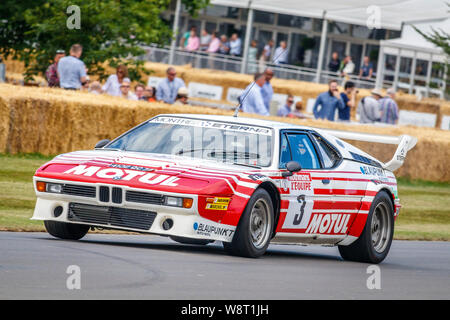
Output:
315 13 328 83
393 49 401 91
409 51 417 94
375 46 385 88
241 4 254 74
169 0 182 66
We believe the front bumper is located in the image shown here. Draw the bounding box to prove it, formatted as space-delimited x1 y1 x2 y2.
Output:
32 177 235 242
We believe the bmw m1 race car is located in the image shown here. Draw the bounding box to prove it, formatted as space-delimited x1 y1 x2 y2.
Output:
32 114 417 263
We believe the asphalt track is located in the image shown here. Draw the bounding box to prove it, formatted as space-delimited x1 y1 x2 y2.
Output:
1 232 449 299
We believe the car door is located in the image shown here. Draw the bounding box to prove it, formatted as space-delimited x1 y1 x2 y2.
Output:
278 131 323 232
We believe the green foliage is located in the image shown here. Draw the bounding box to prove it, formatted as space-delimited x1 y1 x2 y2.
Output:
0 0 210 81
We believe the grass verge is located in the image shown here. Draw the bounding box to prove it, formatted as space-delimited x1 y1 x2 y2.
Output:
0 153 449 240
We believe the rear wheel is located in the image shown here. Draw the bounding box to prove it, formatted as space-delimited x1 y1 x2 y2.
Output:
170 236 213 245
223 188 274 258
44 221 90 240
338 191 394 264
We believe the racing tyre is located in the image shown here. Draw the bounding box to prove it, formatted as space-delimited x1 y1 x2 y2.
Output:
170 236 214 245
223 188 274 258
338 191 394 264
44 221 90 240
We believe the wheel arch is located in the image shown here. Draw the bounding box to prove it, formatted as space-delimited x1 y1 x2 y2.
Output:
256 181 280 238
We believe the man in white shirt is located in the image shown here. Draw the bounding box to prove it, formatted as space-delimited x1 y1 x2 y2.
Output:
273 41 289 65
229 33 242 56
156 67 186 104
120 79 138 100
357 88 382 123
241 73 269 116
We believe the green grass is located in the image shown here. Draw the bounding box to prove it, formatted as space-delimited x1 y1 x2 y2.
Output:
0 153 449 240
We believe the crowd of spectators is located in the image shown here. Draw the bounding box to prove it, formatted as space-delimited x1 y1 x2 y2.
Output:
47 43 398 125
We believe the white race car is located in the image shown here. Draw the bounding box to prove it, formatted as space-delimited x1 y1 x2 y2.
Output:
32 114 416 263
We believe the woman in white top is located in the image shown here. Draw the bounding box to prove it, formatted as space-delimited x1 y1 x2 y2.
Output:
102 65 130 96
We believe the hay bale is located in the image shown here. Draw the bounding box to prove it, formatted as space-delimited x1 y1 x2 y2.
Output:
0 96 10 153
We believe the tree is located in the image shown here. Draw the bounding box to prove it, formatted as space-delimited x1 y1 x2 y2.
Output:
0 0 210 82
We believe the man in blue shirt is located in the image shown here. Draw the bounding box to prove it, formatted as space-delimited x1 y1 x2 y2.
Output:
57 44 87 90
261 68 274 113
359 56 373 80
339 81 357 121
313 80 345 121
241 73 269 116
156 67 186 104
229 33 242 56
277 95 294 117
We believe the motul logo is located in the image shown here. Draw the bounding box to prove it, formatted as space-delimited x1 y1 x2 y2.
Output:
64 165 179 186
305 214 351 234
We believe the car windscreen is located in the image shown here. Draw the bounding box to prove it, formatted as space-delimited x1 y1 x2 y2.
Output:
107 116 273 167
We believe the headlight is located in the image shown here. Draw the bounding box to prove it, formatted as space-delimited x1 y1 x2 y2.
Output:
47 183 63 193
164 196 193 209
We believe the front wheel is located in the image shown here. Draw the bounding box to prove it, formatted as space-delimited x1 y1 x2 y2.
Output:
338 191 394 264
223 188 274 258
44 221 90 240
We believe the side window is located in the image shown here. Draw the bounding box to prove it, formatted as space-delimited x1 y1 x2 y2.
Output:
312 134 341 168
281 133 320 169
279 134 291 168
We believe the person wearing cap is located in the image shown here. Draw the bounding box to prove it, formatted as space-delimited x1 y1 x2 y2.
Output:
241 73 269 116
119 79 137 100
174 87 189 105
156 67 186 104
357 88 382 124
313 80 345 121
339 81 358 121
379 88 399 124
45 50 65 87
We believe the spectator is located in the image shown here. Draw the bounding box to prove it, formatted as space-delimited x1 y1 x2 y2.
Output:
229 33 242 56
102 65 130 96
247 40 258 74
45 49 65 87
207 31 220 53
0 57 5 83
143 86 157 102
200 30 211 51
180 26 196 49
241 73 269 116
289 101 306 119
174 87 189 105
89 81 102 94
379 88 399 124
135 83 146 100
261 68 274 113
57 44 87 90
340 55 355 77
339 81 357 121
359 56 374 80
81 75 90 91
185 29 200 52
357 88 382 123
328 52 340 73
313 80 345 121
156 67 186 104
119 79 137 100
259 39 274 72
218 35 230 55
273 41 289 65
277 95 294 117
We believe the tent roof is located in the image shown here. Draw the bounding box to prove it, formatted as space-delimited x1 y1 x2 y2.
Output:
211 0 449 30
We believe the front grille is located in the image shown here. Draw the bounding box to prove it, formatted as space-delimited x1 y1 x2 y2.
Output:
62 184 96 198
68 203 156 230
126 191 164 205
112 187 122 204
99 186 109 202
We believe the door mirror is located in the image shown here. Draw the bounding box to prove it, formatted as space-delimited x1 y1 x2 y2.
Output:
95 139 110 149
282 161 302 177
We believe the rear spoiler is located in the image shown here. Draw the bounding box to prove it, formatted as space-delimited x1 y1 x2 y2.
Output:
321 129 418 172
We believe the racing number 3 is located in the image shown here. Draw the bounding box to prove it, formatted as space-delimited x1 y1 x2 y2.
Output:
293 195 306 225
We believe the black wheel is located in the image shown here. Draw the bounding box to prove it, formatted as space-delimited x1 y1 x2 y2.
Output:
169 236 213 245
222 188 274 258
338 191 394 264
44 221 90 240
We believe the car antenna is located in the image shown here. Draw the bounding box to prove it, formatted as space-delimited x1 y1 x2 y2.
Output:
233 49 285 117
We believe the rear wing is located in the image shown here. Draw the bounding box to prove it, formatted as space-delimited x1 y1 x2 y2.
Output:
321 129 418 172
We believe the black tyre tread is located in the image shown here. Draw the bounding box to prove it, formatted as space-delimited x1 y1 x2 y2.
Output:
44 221 90 240
338 191 394 264
170 236 213 245
223 188 274 258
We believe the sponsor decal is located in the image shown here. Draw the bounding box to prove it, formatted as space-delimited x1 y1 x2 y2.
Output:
360 166 386 177
64 165 179 186
151 117 272 136
288 172 312 191
109 164 153 172
305 214 351 234
193 222 234 238
248 174 266 181
205 197 231 210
